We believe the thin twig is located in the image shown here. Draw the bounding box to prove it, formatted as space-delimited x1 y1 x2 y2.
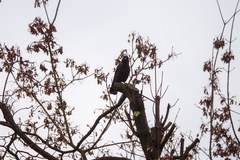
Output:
226 0 240 144
52 0 62 25
42 0 51 24
216 0 225 24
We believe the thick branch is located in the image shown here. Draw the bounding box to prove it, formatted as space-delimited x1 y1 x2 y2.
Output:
159 123 176 154
113 83 156 159
174 138 200 160
183 138 200 158
0 102 58 160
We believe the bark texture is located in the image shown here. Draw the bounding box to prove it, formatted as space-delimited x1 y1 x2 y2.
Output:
113 83 157 159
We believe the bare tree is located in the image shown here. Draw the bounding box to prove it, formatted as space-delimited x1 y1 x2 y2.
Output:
0 1 201 160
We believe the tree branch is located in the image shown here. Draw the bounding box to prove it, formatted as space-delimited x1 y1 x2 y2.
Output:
69 94 127 153
113 82 156 159
0 102 58 160
183 138 200 158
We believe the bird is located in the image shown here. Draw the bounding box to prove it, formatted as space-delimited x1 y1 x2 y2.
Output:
110 56 130 95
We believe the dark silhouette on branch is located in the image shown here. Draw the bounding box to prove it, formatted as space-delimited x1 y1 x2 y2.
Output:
110 56 130 95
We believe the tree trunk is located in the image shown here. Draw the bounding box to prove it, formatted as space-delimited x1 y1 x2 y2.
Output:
113 83 157 159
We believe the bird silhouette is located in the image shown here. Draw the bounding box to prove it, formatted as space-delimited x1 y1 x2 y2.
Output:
110 56 130 95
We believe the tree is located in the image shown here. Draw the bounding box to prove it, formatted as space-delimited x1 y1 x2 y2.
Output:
0 1 199 160
0 0 239 160
199 0 240 159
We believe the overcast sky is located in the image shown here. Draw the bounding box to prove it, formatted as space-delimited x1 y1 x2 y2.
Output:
1 0 240 159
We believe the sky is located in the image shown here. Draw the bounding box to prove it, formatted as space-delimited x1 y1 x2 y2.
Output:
0 0 240 159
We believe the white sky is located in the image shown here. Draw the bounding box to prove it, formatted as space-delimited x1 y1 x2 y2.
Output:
1 0 240 159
